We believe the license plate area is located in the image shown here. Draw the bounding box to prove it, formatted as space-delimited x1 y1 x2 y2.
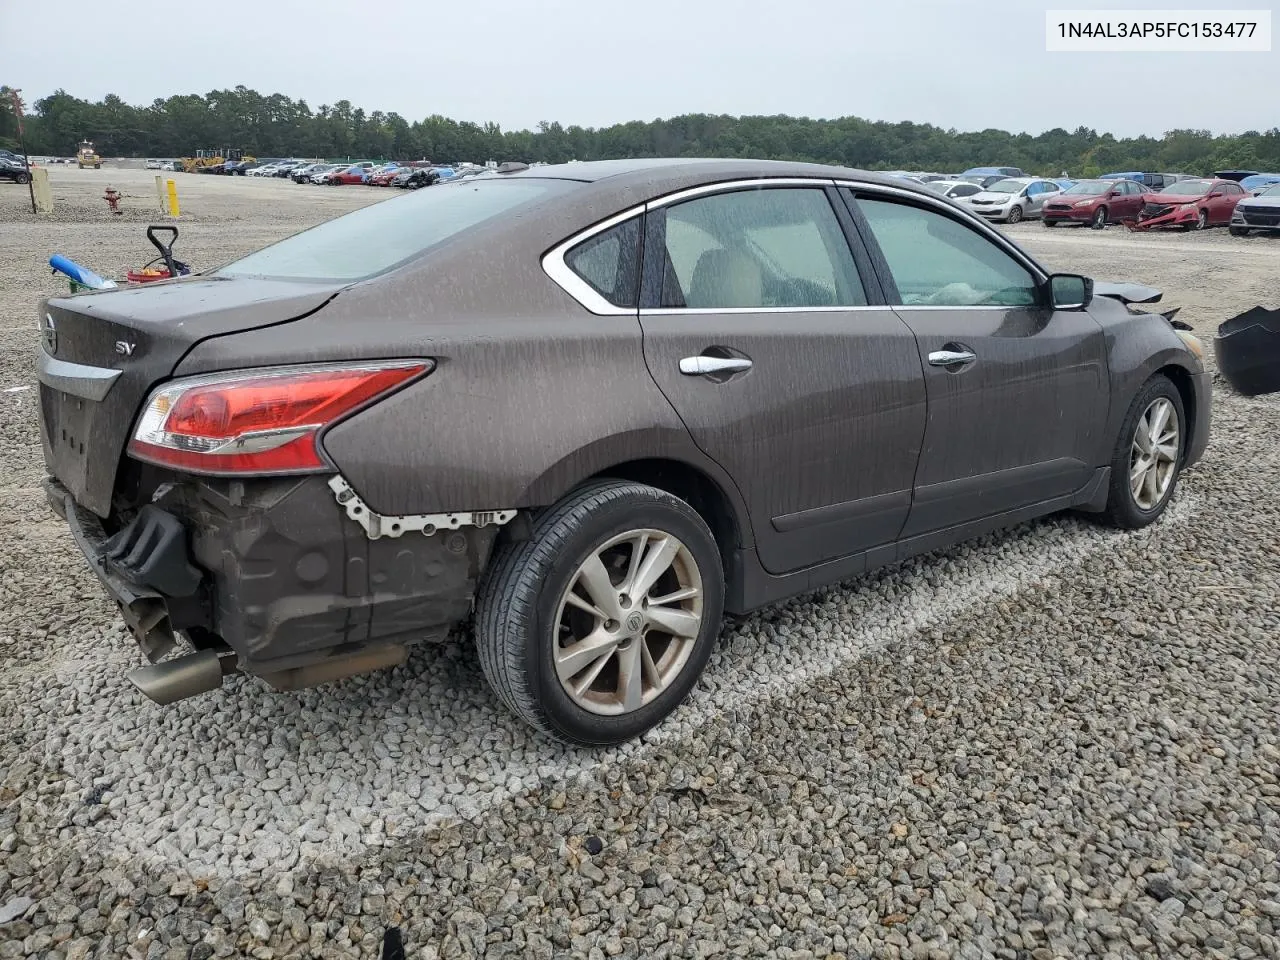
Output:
41 386 98 504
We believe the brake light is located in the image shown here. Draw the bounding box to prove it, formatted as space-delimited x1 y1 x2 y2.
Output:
128 361 431 474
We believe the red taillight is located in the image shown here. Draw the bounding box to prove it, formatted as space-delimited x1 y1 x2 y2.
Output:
128 361 431 474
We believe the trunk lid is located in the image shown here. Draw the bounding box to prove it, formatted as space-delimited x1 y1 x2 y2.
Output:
37 276 343 517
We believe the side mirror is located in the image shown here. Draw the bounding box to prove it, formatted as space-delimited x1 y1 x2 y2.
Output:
1048 273 1093 310
1207 191 1223 199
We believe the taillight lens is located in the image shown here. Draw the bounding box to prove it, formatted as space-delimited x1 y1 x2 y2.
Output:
128 360 431 474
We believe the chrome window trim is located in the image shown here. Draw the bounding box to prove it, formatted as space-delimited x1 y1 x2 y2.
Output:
640 177 869 313
541 203 646 317
832 179 1051 284
642 305 890 316
543 175 1047 317
544 177 863 316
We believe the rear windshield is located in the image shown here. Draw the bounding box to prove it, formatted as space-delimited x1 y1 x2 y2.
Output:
218 178 574 282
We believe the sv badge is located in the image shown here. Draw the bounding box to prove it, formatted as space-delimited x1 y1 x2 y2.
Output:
115 341 136 356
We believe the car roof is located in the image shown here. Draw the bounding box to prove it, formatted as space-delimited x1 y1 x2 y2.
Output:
496 157 910 192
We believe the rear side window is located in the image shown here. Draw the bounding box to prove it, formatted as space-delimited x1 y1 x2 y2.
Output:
656 187 867 309
564 218 641 308
219 179 575 282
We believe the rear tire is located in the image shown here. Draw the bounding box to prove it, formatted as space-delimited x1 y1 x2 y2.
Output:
475 480 725 745
1099 375 1186 530
15 173 30 184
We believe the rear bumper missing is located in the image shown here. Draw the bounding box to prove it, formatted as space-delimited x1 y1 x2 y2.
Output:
46 474 506 697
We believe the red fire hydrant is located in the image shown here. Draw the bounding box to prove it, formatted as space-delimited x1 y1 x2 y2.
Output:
103 187 122 215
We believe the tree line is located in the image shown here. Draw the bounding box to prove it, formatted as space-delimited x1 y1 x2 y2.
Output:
3 85 1278 177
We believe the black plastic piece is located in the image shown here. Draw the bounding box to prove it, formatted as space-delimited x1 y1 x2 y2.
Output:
1215 306 1280 397
102 504 203 597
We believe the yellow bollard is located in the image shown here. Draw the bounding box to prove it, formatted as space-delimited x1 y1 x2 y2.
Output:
166 179 180 217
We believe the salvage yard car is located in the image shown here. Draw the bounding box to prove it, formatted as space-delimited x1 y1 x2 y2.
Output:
1133 178 1246 230
1042 178 1146 228
961 176 1063 223
35 158 1211 745
1230 182 1280 235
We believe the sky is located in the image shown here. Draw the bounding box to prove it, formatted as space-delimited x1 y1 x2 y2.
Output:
1 0 1275 138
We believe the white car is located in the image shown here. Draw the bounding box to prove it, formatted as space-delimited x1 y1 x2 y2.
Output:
924 179 985 201
960 177 1063 224
144 159 161 170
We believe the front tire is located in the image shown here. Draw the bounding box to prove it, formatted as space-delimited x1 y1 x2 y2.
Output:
1100 376 1186 529
1006 205 1024 224
1042 218 1057 228
475 480 725 745
1194 209 1209 230
1092 206 1108 229
1229 225 1249 237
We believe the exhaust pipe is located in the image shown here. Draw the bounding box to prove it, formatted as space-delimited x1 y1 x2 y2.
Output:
128 649 235 705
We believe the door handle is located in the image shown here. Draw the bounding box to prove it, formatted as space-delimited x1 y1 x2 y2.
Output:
679 356 753 376
928 349 977 367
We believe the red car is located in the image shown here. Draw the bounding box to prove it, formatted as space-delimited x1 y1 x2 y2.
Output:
1131 178 1247 230
1042 178 1146 228
367 167 404 186
324 163 375 185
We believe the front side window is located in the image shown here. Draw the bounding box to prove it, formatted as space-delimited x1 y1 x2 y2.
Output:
564 218 641 308
657 187 867 309
856 196 1039 307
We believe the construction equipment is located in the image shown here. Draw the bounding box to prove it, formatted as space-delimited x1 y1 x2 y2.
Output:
77 140 101 169
180 147 255 173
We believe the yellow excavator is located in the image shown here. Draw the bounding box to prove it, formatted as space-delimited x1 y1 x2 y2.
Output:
77 140 101 169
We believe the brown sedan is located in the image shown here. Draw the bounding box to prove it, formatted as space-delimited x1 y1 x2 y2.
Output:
36 158 1211 745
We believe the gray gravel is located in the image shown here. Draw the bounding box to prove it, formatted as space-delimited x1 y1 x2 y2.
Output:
2 168 1279 959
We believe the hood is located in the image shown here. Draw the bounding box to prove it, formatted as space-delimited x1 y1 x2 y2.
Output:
1238 194 1280 209
1142 191 1205 205
968 191 1018 202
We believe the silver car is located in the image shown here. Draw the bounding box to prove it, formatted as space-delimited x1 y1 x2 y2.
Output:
1230 183 1280 235
961 177 1063 224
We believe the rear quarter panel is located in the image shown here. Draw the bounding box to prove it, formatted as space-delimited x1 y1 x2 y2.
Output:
174 196 754 539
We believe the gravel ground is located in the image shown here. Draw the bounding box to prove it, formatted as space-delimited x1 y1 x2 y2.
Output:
2 168 1279 959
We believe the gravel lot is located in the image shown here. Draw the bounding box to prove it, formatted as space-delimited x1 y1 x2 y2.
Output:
2 168 1278 960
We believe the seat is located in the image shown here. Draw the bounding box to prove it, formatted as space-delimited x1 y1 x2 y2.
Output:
686 249 764 308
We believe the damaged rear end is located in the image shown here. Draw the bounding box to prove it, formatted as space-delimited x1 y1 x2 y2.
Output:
37 278 503 704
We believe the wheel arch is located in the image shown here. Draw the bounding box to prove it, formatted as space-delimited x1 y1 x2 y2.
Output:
512 446 754 573
1156 362 1199 461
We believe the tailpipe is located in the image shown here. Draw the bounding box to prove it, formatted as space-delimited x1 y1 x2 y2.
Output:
128 649 236 705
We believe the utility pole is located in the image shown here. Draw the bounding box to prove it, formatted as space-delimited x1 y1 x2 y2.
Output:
10 89 36 214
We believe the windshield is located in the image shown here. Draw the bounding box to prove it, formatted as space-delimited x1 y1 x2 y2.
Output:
1064 180 1111 195
924 181 952 193
1161 180 1211 196
1260 185 1280 198
218 178 574 282
985 179 1024 194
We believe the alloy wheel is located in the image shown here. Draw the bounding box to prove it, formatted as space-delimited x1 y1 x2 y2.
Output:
1093 207 1107 228
552 529 704 716
1129 397 1180 510
1196 209 1209 230
1007 205 1023 224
